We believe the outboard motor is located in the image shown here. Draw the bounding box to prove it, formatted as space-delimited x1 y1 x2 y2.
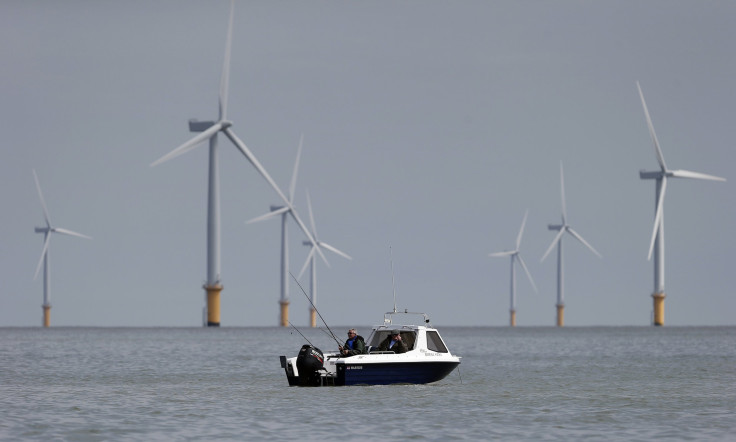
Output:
296 345 324 386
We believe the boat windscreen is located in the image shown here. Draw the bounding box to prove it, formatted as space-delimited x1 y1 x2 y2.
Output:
367 330 416 351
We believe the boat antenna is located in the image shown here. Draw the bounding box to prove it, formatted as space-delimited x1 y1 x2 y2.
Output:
390 245 397 313
288 321 313 346
290 272 342 348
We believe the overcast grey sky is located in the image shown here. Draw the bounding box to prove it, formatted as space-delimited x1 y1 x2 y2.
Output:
2 1 734 327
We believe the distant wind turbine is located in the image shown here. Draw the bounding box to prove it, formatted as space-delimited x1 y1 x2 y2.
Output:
150 2 322 326
541 162 601 327
636 82 726 326
489 210 537 327
33 170 91 327
298 192 351 327
247 134 304 327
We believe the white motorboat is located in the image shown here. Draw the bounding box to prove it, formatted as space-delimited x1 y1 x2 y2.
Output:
279 311 461 386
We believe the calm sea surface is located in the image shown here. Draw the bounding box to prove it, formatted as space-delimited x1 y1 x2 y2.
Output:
1 326 734 441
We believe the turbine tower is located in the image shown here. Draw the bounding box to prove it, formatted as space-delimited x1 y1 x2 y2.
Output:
150 2 322 326
247 134 304 327
33 170 91 327
298 191 351 327
541 162 601 327
636 82 726 326
489 210 537 326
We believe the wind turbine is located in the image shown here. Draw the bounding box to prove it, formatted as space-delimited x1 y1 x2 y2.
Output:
541 162 601 327
33 170 91 327
636 82 726 326
150 2 322 326
489 209 537 326
298 191 352 327
247 134 304 327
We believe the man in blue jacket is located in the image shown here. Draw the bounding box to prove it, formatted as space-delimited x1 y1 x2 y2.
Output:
340 328 366 357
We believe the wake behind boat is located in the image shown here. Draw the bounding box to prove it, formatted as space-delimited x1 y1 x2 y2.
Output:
279 311 461 386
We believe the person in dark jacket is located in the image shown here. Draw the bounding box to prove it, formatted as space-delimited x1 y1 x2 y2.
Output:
340 328 366 357
378 329 408 354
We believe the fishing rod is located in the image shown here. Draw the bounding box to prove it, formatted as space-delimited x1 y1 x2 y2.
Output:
290 272 343 349
318 327 335 342
288 321 314 346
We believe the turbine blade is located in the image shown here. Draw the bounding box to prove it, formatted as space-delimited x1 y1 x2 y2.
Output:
670 169 726 182
319 241 352 261
288 209 329 266
489 251 515 258
560 162 567 223
225 126 331 260
34 234 51 280
516 254 538 293
298 247 317 280
516 209 529 250
33 170 51 227
223 127 291 205
246 206 289 224
289 133 304 204
541 228 565 262
219 0 234 121
567 227 602 258
647 176 667 260
306 190 318 239
150 122 223 167
225 127 329 269
300 192 328 266
637 82 668 172
53 228 92 240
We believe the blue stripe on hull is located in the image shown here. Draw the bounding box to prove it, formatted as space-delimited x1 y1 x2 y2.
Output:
336 361 459 386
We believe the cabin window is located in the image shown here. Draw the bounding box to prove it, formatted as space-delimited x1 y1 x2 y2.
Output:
426 331 448 353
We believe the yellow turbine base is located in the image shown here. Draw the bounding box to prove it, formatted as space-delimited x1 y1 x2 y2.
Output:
43 305 51 328
556 304 565 327
309 308 316 328
509 310 516 327
204 284 223 327
279 301 289 327
652 292 666 326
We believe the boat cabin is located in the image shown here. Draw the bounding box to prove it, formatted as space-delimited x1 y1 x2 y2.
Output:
365 325 450 354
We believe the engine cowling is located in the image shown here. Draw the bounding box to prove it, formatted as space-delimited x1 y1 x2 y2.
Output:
295 345 324 386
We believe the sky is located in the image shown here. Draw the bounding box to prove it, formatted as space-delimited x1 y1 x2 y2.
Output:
1 1 734 327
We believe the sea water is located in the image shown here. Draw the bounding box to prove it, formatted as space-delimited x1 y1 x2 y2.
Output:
1 326 734 440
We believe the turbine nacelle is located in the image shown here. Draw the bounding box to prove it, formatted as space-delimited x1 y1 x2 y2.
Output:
188 119 233 132
640 169 725 181
639 170 663 180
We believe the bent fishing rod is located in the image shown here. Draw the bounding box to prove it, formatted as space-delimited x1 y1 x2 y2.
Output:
290 272 343 349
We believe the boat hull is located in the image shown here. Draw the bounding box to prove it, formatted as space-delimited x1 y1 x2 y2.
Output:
336 360 459 386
